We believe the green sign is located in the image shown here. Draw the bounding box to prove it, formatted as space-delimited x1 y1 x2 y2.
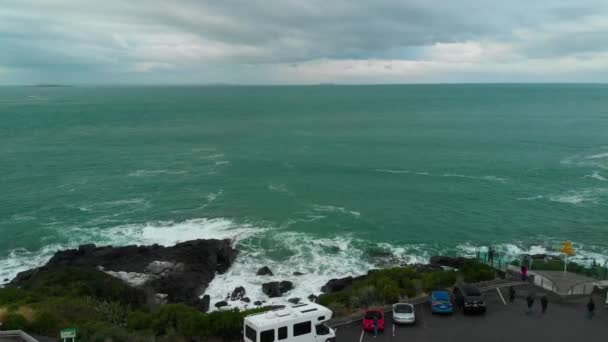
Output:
60 328 77 338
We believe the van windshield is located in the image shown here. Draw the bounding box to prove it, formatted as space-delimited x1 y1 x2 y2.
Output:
315 324 330 335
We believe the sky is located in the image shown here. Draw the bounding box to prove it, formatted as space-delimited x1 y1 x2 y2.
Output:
1 0 608 84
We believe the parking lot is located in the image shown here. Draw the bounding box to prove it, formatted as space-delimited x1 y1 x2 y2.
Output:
335 284 608 342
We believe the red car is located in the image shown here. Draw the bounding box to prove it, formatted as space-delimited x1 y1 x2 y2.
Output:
363 309 385 332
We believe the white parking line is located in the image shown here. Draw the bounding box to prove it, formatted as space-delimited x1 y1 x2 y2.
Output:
496 287 507 305
359 329 364 342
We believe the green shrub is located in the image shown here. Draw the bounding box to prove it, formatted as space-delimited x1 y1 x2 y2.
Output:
422 271 457 292
2 313 28 330
461 261 495 283
0 287 31 306
22 268 146 308
127 311 153 331
29 311 61 336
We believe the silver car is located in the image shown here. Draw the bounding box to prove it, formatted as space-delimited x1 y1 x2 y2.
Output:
392 303 415 324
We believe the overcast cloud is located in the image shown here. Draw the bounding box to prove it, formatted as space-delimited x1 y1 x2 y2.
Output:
1 0 608 84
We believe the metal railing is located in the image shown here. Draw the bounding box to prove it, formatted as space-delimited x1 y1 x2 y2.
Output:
531 273 559 293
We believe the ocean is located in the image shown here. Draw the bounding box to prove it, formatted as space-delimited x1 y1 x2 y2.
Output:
1 84 607 308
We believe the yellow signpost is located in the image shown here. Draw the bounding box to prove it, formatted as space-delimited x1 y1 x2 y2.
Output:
560 241 576 275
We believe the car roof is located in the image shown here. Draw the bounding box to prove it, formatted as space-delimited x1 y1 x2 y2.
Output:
459 285 481 295
431 290 450 300
245 303 332 328
393 303 413 307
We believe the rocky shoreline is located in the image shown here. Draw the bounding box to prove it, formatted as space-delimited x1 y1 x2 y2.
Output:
10 239 237 312
8 239 485 313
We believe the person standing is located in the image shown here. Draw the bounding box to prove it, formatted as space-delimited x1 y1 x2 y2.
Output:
526 293 534 314
540 295 548 314
373 316 379 337
521 265 528 282
587 297 595 319
509 286 516 303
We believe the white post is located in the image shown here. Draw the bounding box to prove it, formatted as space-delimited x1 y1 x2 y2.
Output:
530 258 533 271
563 254 567 276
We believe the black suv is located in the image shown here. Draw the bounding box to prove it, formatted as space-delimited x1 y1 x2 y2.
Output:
453 285 486 314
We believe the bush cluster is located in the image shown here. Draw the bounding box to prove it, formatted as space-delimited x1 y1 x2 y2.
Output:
319 260 495 314
0 268 268 341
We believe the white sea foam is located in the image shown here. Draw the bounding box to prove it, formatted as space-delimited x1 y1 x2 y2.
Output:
548 188 607 205
586 152 608 159
206 190 224 203
584 171 607 181
99 218 263 247
205 232 374 311
375 169 506 183
268 183 290 194
442 173 507 183
516 195 544 201
312 205 360 218
128 169 188 177
375 169 411 174
562 149 608 170
0 218 264 284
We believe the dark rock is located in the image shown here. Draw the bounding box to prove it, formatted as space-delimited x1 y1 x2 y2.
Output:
262 280 293 297
293 271 305 276
254 301 263 306
279 281 294 293
10 239 237 312
288 297 300 304
256 266 274 276
200 295 210 312
321 276 354 293
215 301 229 309
307 294 318 303
430 256 467 269
262 282 282 297
242 297 251 303
231 286 246 301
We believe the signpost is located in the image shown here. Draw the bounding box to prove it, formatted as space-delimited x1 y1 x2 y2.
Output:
60 328 77 342
560 241 576 276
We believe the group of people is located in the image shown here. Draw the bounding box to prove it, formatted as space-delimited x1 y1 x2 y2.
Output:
508 285 597 318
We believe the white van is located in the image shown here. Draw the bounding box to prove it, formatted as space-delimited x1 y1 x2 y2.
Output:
244 303 336 342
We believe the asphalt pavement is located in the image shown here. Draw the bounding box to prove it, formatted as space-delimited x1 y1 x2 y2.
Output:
334 283 608 342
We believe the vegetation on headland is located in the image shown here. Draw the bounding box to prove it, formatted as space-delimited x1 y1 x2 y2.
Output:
0 268 267 341
0 260 497 341
319 260 496 316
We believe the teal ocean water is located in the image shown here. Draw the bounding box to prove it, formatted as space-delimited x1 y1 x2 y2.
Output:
1 84 607 306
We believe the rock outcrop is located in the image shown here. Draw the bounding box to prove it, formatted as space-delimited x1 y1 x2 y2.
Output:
429 256 467 269
231 286 246 301
10 239 237 312
321 276 359 293
256 266 274 276
262 280 294 297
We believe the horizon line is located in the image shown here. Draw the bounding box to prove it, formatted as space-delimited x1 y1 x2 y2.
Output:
2 81 608 87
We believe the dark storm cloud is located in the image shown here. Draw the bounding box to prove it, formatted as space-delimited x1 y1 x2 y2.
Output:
1 0 608 84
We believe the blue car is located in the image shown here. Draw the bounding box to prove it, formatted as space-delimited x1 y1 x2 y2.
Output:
430 290 453 314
